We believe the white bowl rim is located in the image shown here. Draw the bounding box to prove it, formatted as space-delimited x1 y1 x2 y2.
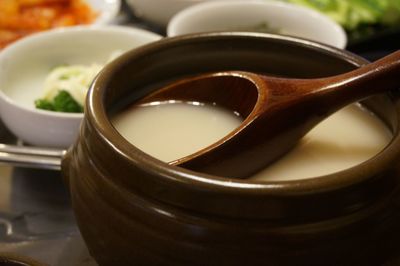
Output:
0 25 162 120
167 0 347 48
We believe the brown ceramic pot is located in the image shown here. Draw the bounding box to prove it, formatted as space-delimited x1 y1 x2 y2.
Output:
62 33 400 265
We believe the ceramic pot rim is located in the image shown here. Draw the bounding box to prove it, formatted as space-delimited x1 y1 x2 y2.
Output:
88 32 400 197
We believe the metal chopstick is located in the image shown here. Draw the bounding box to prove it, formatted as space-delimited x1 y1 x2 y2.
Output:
0 144 65 170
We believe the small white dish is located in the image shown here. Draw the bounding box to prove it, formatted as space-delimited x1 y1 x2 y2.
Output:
0 26 161 148
167 0 347 48
125 0 239 28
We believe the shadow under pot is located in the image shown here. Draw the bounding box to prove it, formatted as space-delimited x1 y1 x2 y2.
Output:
62 32 400 265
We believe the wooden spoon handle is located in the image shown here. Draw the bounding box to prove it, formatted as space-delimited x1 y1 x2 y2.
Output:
270 50 400 116
316 49 400 104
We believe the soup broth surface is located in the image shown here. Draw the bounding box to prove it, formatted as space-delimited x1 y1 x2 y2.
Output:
112 101 242 162
112 102 391 181
252 104 391 181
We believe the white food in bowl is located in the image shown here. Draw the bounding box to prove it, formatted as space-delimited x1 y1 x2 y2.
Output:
0 26 161 148
40 63 103 107
89 0 122 25
167 0 347 48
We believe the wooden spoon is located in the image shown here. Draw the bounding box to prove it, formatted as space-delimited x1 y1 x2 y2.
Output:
139 50 400 178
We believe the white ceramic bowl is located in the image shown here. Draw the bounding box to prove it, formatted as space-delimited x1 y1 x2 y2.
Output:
167 0 347 48
0 26 161 148
125 0 241 28
89 0 121 25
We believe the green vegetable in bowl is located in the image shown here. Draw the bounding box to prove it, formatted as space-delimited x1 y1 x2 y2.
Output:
35 63 102 113
35 90 83 113
281 0 400 42
35 51 123 113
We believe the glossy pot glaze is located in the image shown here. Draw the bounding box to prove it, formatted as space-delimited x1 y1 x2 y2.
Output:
62 33 400 265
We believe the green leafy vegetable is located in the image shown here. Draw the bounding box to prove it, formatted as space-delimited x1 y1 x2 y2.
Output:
35 90 83 113
283 0 400 42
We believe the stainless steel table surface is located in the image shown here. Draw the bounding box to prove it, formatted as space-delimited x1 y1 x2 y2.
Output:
0 126 95 265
